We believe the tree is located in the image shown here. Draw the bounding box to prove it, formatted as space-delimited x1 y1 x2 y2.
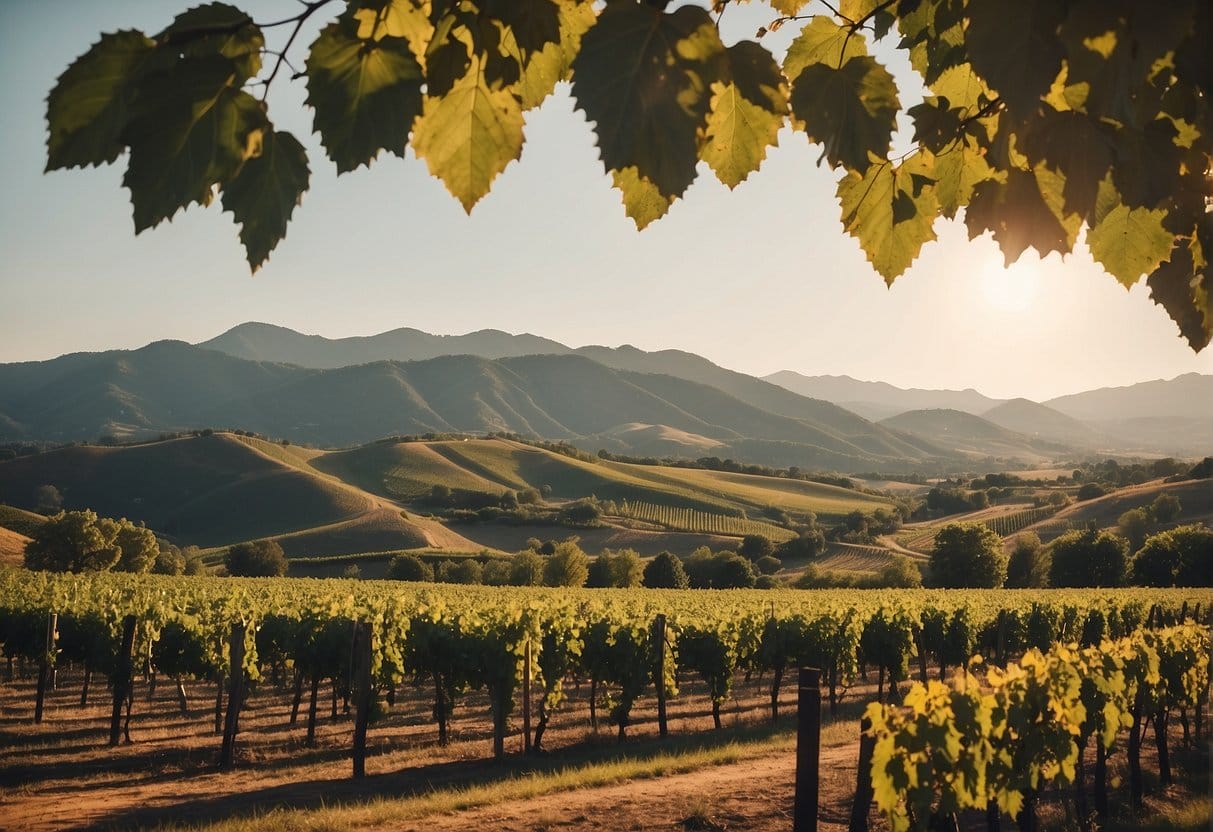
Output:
181 545 207 576
1048 528 1129 588
1005 532 1049 588
437 558 483 584
774 529 826 560
1132 525 1213 587
1076 483 1107 501
643 551 689 589
224 539 288 577
34 484 62 515
1150 493 1183 523
542 541 589 588
755 555 782 575
152 539 186 575
586 548 643 588
386 553 434 582
24 510 120 573
927 523 1006 588
738 534 774 561
684 547 756 589
509 549 545 586
1118 508 1153 552
46 2 1213 350
113 520 159 573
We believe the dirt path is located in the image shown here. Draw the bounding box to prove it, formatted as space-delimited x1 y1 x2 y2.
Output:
408 744 862 832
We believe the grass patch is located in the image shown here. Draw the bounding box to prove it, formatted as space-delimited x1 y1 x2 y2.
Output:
162 726 798 832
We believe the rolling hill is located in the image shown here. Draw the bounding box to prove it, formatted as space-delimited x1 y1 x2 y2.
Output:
879 409 1070 461
0 433 466 553
981 399 1104 447
763 371 1004 420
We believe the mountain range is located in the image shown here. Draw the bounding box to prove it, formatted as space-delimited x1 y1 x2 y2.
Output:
0 322 1208 470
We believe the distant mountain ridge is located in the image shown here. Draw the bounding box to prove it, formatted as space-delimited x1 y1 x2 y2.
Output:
0 322 1207 465
0 341 941 471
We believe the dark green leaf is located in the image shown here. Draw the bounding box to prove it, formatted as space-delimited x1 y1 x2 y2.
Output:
305 20 424 173
965 168 1071 263
46 31 156 171
572 4 724 206
791 55 900 172
1020 109 1113 216
965 0 1064 120
122 55 267 231
221 130 310 271
158 2 264 81
1147 235 1211 352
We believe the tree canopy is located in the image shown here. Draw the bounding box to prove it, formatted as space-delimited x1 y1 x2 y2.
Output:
24 510 163 574
45 0 1213 350
927 522 1006 588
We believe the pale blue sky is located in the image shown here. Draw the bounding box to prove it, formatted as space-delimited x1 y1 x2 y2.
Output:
1 1 1209 401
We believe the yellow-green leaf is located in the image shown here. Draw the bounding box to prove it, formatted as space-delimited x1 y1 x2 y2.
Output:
700 41 787 189
411 69 524 212
838 153 938 282
611 167 675 230
1087 202 1175 288
783 16 867 82
933 135 998 218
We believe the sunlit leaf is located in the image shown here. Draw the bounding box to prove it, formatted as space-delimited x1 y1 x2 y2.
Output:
783 16 866 82
411 67 524 212
965 168 1071 263
700 41 787 189
158 3 264 81
838 153 938 282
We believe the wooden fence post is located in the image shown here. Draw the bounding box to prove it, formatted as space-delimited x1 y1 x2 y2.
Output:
848 716 874 832
352 620 373 778
794 666 821 832
219 622 246 771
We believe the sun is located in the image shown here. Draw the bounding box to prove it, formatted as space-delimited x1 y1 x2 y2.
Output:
979 258 1041 313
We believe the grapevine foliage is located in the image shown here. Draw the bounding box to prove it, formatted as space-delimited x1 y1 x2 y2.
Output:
45 0 1213 349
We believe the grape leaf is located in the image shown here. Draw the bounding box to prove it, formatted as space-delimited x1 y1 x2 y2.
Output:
411 67 524 212
1087 189 1175 288
158 3 263 81
305 20 424 173
965 168 1071 264
965 0 1065 120
122 55 267 232
499 0 595 110
221 130 310 271
1147 235 1211 351
611 167 674 230
838 153 939 283
1020 109 1114 216
46 31 156 171
791 54 899 172
1033 164 1083 251
352 0 434 64
571 4 724 206
479 0 562 54
933 135 998 219
769 0 811 15
700 41 787 189
783 16 866 82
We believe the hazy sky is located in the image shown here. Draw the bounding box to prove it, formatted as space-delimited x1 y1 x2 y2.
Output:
1 1 1210 402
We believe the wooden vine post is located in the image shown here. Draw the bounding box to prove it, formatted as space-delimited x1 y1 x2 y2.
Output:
34 612 57 724
522 639 532 754
219 622 246 771
794 666 821 832
848 715 875 832
351 620 373 778
652 614 668 739
109 615 137 747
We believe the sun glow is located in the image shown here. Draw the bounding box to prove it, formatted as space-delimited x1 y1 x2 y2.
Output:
979 258 1042 313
